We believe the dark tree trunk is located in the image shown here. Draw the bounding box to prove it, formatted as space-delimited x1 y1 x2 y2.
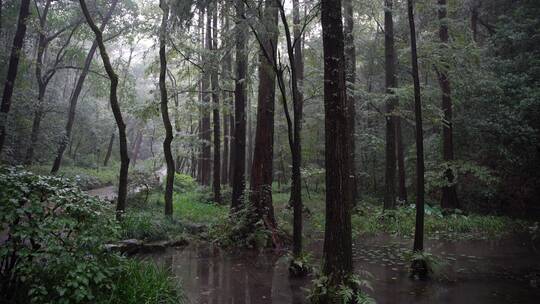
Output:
247 92 253 180
343 0 357 204
383 0 398 210
471 1 479 42
159 1 174 216
211 5 221 204
103 132 115 166
321 0 354 287
221 9 231 185
222 97 230 184
79 0 128 219
0 0 31 153
201 8 212 186
231 0 247 210
291 0 304 258
51 1 117 174
407 0 425 254
437 0 459 210
250 0 279 246
396 118 407 202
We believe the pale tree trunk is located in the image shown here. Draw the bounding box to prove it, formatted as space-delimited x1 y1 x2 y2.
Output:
211 4 221 203
201 8 212 186
231 0 247 210
437 0 459 210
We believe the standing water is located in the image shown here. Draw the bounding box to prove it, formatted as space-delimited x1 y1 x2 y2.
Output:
142 235 540 304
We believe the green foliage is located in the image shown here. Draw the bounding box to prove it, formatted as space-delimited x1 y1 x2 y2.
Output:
119 209 186 242
27 165 118 190
288 252 314 277
308 272 374 304
173 173 197 193
351 203 524 240
405 251 448 280
104 259 185 304
0 166 118 302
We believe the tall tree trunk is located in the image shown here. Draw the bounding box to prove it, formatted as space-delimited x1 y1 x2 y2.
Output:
343 0 357 204
231 0 247 210
211 4 221 203
321 0 354 287
383 0 398 209
407 0 425 255
471 1 479 42
103 131 115 166
437 0 459 210
221 7 231 185
0 0 31 153
291 0 304 258
396 118 407 202
131 129 142 166
250 0 279 246
222 96 230 184
159 1 174 216
79 0 128 219
201 8 212 186
246 92 253 179
51 1 117 174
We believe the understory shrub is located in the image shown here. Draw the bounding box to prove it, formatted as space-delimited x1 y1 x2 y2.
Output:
0 167 182 303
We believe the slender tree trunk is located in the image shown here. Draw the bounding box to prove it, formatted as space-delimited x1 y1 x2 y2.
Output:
231 0 247 210
103 131 115 166
471 1 479 42
201 8 212 186
396 118 407 202
211 5 221 203
0 0 31 153
250 0 279 246
51 1 117 174
437 0 459 210
79 0 128 219
221 9 231 185
246 92 253 180
407 0 425 254
321 0 354 287
222 97 230 184
131 130 142 166
159 1 174 216
343 0 358 204
383 0 398 210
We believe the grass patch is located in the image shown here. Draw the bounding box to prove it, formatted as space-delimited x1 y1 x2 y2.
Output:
104 259 184 304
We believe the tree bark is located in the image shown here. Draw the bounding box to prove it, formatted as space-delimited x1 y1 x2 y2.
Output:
0 0 31 153
211 5 221 203
200 8 212 186
437 0 459 210
250 0 279 246
103 131 115 166
396 117 407 202
383 0 398 210
131 129 142 166
343 0 358 204
321 0 354 287
231 0 247 210
79 0 128 219
51 1 117 174
407 0 425 253
159 1 175 216
221 6 231 185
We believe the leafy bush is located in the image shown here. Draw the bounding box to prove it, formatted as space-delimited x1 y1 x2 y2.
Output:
0 166 118 302
308 272 374 304
0 167 183 303
119 209 186 242
173 173 197 193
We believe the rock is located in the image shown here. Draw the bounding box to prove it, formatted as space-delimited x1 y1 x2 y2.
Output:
184 222 207 234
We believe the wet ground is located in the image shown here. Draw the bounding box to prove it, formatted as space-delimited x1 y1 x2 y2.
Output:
142 235 540 304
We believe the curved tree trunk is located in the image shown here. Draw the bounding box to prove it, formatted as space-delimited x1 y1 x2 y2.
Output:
159 1 175 216
383 0 398 210
321 0 354 287
51 1 117 174
79 0 128 219
0 0 31 154
231 0 247 210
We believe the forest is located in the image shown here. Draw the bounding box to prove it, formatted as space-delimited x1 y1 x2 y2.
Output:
0 0 539 303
